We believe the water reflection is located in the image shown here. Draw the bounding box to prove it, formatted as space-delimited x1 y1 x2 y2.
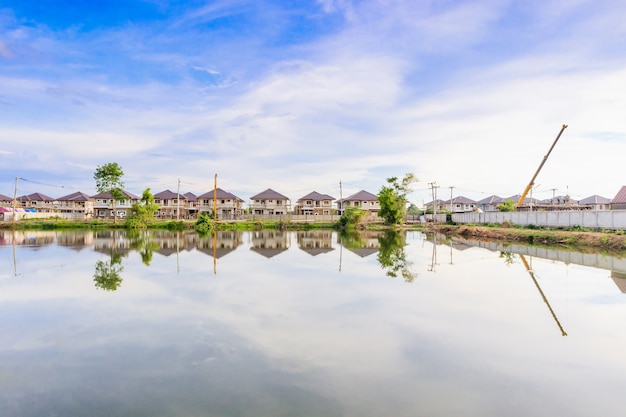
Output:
376 229 417 282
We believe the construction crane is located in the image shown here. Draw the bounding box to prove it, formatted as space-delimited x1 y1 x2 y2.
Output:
517 124 568 207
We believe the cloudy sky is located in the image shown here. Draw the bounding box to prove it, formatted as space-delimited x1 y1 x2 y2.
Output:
1 0 625 205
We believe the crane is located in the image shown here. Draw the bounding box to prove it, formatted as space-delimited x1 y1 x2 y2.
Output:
517 124 568 207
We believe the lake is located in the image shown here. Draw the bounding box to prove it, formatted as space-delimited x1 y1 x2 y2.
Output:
1 229 626 417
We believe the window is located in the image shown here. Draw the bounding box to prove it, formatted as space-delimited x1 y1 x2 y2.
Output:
98 210 106 216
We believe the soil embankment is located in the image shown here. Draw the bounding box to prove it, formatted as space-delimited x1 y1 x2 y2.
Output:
427 224 626 251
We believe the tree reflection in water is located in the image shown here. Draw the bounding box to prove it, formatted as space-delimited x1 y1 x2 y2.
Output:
377 229 417 283
93 252 124 291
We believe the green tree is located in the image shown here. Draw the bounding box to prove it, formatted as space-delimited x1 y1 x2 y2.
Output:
377 173 417 225
126 188 160 229
497 200 516 212
336 206 366 229
94 162 126 224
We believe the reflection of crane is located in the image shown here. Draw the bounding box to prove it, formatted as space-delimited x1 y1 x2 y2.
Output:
517 124 568 207
519 254 567 336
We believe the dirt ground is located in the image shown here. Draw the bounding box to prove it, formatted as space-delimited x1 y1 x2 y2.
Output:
427 224 626 252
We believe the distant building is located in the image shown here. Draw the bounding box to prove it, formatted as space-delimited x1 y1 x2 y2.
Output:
250 188 290 215
294 191 335 215
336 190 380 217
611 186 626 210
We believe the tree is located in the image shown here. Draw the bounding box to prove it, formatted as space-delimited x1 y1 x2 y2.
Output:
336 206 366 229
377 173 417 225
497 199 516 212
126 188 159 229
377 229 416 282
94 162 125 224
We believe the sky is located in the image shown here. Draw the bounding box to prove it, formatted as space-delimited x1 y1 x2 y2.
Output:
1 0 625 206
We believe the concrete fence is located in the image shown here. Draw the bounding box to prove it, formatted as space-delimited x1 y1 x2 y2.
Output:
452 210 626 230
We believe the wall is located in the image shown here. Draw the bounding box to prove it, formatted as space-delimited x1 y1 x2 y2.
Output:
452 210 626 230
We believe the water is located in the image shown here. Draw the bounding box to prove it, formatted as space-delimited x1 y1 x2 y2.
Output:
1 229 625 417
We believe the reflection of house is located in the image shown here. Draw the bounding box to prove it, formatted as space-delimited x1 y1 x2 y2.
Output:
195 231 243 258
56 191 94 218
250 189 290 215
197 188 244 219
338 231 380 257
337 190 379 216
611 186 626 210
56 230 94 249
92 190 140 219
294 191 335 215
611 271 626 293
250 230 289 258
16 193 55 213
154 190 188 219
297 230 334 256
92 230 133 255
476 195 504 212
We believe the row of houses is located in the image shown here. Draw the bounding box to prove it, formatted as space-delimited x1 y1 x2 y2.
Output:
0 187 382 220
425 186 626 213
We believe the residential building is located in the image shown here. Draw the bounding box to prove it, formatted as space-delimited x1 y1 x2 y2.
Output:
0 193 11 208
184 192 198 218
91 190 140 219
294 191 335 215
336 190 379 216
56 191 95 218
443 196 477 213
16 193 56 213
611 186 626 210
153 189 188 219
477 195 504 212
578 195 611 211
249 188 290 215
197 188 244 219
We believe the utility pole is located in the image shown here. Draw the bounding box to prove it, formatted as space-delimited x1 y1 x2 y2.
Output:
339 180 343 215
12 176 18 223
429 182 439 220
176 178 181 220
213 174 217 219
448 186 454 214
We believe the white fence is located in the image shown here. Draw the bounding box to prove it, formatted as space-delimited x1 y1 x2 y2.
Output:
452 210 626 230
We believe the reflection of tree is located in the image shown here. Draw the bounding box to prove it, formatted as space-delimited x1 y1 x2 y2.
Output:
128 231 160 266
499 251 516 265
377 229 417 283
93 252 124 291
339 230 365 250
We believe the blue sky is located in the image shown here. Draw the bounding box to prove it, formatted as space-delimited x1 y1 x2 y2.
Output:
1 0 625 205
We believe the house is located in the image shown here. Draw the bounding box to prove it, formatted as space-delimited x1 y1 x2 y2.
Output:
294 191 335 215
424 199 447 214
197 188 244 219
477 195 504 212
184 192 198 218
0 193 12 208
442 196 477 213
611 186 626 210
16 193 56 213
336 190 379 216
56 191 95 218
249 188 290 215
91 190 140 219
153 190 188 219
578 195 611 211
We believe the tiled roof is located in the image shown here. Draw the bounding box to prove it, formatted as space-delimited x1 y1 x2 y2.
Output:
579 195 611 205
611 186 626 204
342 190 377 202
250 188 289 200
0 193 12 201
57 191 91 202
477 195 504 205
297 191 335 202
154 189 185 200
198 188 244 201
443 196 476 204
17 192 55 201
183 192 197 201
91 190 140 200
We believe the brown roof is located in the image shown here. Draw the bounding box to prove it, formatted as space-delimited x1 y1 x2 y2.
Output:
17 192 55 201
297 191 335 202
611 186 626 204
57 191 91 202
250 188 289 200
154 189 186 200
197 188 244 201
91 190 140 200
0 193 12 202
183 192 197 202
340 190 377 202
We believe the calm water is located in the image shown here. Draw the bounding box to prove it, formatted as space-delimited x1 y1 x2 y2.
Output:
1 229 626 417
